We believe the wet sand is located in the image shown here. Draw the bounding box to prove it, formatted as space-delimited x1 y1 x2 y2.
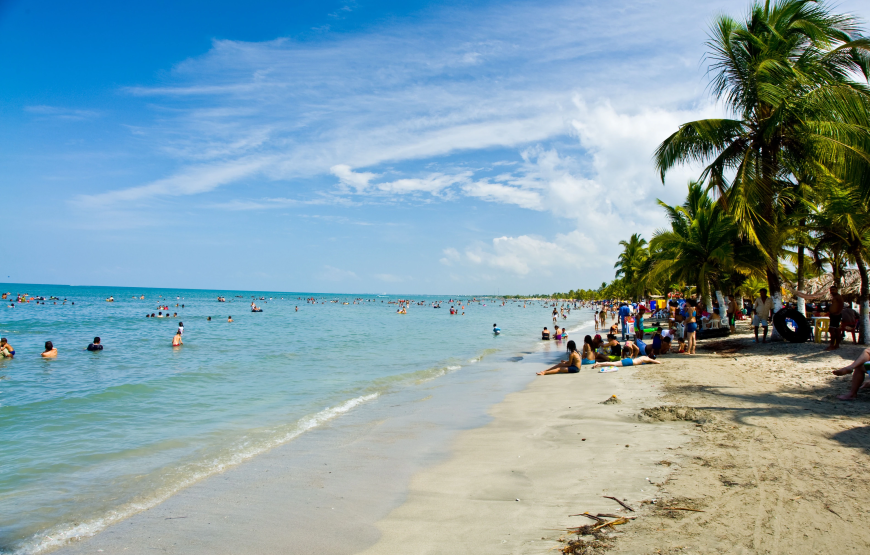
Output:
54 335 687 554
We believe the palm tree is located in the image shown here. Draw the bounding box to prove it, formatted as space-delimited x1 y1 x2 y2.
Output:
614 233 648 300
654 0 870 317
650 182 744 311
809 187 870 343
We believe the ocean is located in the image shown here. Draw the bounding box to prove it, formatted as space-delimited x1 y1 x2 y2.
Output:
0 284 590 554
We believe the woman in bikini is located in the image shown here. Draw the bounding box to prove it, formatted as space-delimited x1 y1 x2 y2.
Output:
537 340 583 375
581 335 596 365
684 299 698 355
592 347 661 369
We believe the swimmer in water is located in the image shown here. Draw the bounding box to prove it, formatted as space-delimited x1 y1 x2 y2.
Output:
228 316 233 323
42 341 57 358
0 338 14 358
172 330 183 347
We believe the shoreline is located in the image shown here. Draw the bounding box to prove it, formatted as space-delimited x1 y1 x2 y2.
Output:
48 319 596 554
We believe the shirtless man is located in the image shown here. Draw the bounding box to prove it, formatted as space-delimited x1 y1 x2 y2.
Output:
172 330 183 347
752 288 774 343
42 341 57 358
792 285 844 350
831 347 870 400
727 295 739 333
0 337 14 357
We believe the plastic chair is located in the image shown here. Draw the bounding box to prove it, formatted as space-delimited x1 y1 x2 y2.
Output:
814 319 830 343
843 321 860 344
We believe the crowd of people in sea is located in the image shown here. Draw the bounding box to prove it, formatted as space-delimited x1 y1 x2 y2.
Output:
4 288 867 400
0 291 585 360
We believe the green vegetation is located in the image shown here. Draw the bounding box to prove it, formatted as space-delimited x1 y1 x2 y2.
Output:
604 0 870 343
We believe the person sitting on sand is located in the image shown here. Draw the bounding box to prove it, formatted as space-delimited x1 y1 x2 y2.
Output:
42 341 57 358
0 338 14 358
172 330 183 347
604 334 621 357
536 340 583 375
542 327 550 340
580 335 596 365
831 347 870 400
592 347 661 369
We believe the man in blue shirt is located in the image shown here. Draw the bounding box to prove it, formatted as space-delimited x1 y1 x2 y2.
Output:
618 303 631 340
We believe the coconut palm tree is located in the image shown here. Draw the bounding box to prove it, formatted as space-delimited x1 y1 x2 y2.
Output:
650 182 743 311
654 0 870 317
614 233 649 299
808 187 870 343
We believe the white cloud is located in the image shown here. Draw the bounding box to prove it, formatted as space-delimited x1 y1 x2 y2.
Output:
440 247 461 265
330 164 378 192
460 230 603 277
462 179 543 210
376 171 471 195
77 156 272 206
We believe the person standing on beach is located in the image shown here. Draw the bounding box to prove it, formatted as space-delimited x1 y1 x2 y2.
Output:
727 295 739 333
752 288 774 343
684 299 698 354
618 303 631 340
791 285 844 350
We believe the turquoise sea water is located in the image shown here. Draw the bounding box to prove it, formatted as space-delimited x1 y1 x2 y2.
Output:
0 284 587 554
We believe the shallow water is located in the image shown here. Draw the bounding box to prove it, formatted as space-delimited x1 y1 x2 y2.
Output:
0 284 588 554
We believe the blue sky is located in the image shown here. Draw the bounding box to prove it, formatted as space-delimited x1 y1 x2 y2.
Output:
2 0 867 294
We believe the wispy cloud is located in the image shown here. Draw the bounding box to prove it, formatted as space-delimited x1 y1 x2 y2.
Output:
97 0 722 208
25 105 101 121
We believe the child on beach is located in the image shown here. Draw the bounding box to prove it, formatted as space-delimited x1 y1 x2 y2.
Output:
677 337 687 353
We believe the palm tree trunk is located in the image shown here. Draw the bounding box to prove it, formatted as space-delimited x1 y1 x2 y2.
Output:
704 281 714 318
797 227 806 317
857 256 870 345
767 267 783 339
